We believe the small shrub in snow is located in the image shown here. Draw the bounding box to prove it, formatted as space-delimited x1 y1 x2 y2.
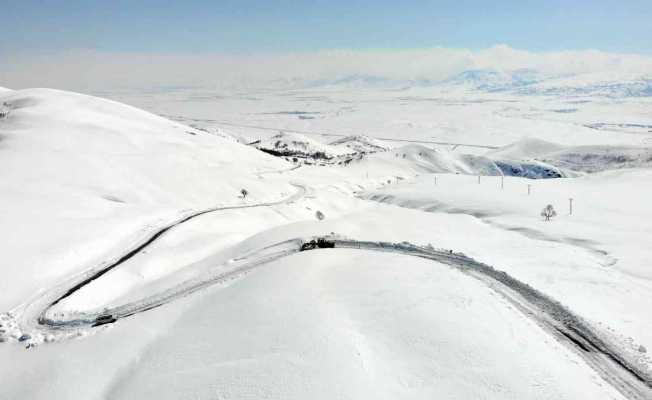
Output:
541 204 557 221
240 189 248 199
315 210 325 220
0 103 9 120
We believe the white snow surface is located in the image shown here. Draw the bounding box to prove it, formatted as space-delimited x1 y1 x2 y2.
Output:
0 88 291 310
364 170 652 368
1 85 651 399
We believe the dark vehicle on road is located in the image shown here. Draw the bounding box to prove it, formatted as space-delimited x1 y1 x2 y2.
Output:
92 314 117 327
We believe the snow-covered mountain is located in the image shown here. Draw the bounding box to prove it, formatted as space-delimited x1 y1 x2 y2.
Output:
441 68 543 92
520 72 652 98
440 69 652 97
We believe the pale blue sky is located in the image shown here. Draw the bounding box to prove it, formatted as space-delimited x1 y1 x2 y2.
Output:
2 0 652 55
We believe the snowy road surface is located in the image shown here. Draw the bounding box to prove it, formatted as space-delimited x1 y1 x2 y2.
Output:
11 234 652 400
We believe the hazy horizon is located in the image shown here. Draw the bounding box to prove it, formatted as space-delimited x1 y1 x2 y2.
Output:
2 1 652 91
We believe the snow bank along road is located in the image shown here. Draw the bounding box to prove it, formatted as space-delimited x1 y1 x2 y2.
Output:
11 231 652 400
3 175 650 399
5 183 306 339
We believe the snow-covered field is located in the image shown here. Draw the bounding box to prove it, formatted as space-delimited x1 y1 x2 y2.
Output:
1 75 652 399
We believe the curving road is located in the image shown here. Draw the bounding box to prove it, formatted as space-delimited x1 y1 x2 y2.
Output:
13 233 652 399
8 183 307 340
4 178 651 399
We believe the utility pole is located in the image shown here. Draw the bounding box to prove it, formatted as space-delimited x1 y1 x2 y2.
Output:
527 184 531 195
569 198 573 215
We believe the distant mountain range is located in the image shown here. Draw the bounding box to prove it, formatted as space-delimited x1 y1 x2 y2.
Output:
299 69 652 97
441 68 543 92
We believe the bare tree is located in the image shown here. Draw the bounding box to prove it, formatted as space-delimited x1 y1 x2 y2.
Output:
541 204 557 221
240 189 248 199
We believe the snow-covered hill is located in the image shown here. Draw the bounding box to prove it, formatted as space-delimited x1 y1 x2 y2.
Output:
254 131 352 163
0 88 292 310
354 144 569 179
329 134 391 154
2 86 652 400
487 138 652 173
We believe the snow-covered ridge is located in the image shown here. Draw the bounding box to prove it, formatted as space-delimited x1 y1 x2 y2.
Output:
521 72 652 98
357 144 569 179
329 134 391 154
487 138 652 173
254 131 353 163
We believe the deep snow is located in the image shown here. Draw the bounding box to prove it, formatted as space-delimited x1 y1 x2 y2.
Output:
1 83 651 399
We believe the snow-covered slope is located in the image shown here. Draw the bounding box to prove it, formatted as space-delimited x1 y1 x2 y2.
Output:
488 138 652 173
94 249 625 400
329 134 391 153
0 86 13 93
486 138 565 160
363 169 652 375
2 86 652 400
353 144 569 178
255 131 351 161
542 145 652 172
0 88 291 309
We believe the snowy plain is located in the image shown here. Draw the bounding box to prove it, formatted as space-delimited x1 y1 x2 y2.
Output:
1 72 652 399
